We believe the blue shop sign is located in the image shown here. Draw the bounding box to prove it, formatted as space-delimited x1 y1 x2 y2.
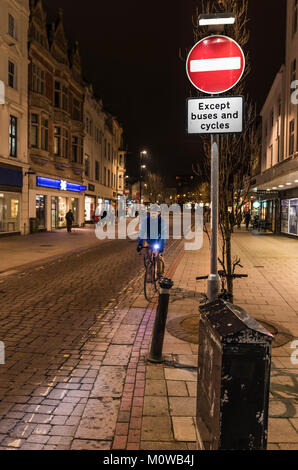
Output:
0 167 22 187
37 176 86 192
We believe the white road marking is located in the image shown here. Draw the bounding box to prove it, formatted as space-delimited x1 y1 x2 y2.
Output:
190 57 241 73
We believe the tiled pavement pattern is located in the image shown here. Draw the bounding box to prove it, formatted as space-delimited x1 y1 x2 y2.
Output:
0 234 183 450
135 229 298 450
1 228 298 449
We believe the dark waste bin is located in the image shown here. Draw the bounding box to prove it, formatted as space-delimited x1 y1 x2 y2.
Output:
196 299 274 450
30 218 38 234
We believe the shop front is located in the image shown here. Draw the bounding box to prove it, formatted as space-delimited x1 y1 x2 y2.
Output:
84 195 96 223
281 199 298 236
29 176 86 232
0 164 23 235
249 190 280 232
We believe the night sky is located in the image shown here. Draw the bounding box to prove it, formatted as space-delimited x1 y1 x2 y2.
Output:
43 0 286 182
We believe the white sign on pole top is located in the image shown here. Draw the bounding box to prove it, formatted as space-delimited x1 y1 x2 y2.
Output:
187 96 244 134
0 80 5 104
186 35 245 94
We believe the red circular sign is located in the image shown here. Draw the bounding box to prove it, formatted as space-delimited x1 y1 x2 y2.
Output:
186 35 245 94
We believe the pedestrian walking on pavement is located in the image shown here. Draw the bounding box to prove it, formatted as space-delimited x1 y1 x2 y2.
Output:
245 211 251 230
237 212 242 229
66 209 74 233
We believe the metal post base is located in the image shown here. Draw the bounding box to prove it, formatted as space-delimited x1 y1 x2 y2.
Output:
207 274 219 302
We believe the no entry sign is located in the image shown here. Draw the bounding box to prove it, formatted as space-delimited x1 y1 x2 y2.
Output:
187 96 244 134
186 35 245 94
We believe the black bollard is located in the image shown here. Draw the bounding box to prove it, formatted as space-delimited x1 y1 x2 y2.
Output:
148 277 174 363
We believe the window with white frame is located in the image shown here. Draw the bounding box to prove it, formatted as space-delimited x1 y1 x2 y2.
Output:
95 161 100 181
31 114 39 148
62 129 69 158
85 155 90 177
8 60 16 88
73 98 81 121
9 115 17 157
8 14 16 38
41 117 49 151
32 64 45 95
54 127 61 156
289 120 295 155
72 136 83 163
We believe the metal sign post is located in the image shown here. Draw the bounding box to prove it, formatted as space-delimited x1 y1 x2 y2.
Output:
208 134 219 301
186 36 245 303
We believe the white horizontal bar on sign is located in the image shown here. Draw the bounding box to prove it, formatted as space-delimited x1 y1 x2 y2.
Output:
190 57 241 73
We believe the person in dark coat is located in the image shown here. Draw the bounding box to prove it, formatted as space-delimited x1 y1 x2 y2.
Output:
245 211 251 230
65 209 74 233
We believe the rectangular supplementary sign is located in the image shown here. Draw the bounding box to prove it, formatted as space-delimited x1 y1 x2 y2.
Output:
187 96 244 135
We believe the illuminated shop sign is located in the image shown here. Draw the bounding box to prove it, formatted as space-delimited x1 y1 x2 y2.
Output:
36 177 86 193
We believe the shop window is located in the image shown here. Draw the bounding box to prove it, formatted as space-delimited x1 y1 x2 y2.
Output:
54 127 61 156
289 120 295 155
36 195 46 229
32 64 45 95
71 198 79 224
8 14 16 38
0 192 20 233
41 117 49 151
9 115 17 157
8 60 16 89
31 114 39 148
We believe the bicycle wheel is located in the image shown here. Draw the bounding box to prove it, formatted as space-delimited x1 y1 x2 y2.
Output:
144 259 157 301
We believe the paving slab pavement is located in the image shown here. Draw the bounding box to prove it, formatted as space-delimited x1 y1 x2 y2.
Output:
0 228 298 450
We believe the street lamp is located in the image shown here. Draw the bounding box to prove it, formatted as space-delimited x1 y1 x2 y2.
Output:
139 150 147 203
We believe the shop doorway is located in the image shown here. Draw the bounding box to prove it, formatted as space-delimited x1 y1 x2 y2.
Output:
36 195 46 230
51 196 67 229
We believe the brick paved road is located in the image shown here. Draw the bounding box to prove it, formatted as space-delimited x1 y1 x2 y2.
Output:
0 236 181 449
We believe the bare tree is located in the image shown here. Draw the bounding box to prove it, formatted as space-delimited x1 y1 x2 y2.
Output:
191 0 260 298
145 172 165 203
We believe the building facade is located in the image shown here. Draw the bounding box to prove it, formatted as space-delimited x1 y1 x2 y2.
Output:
83 85 126 222
27 0 85 232
252 0 298 236
0 0 30 235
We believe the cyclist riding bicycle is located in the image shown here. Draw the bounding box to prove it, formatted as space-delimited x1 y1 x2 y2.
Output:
136 204 167 256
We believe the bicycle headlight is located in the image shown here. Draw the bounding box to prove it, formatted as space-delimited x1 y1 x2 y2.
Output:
154 244 160 250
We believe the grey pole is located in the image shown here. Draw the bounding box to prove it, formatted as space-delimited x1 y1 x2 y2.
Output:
207 134 219 301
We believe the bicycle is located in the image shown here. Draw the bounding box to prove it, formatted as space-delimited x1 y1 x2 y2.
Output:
141 242 165 301
196 269 248 303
